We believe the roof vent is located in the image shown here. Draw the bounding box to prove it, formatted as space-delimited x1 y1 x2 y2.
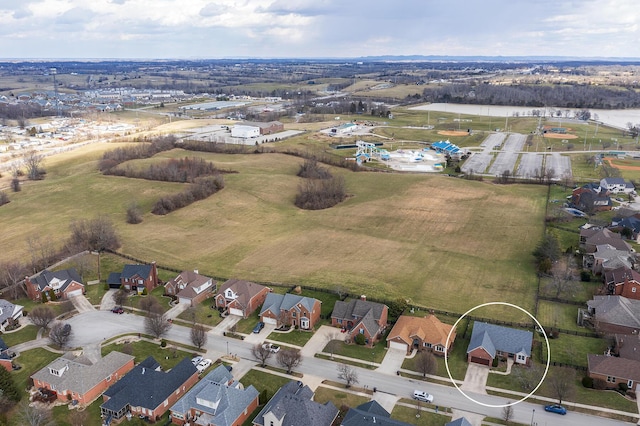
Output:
142 368 145 375
360 295 366 301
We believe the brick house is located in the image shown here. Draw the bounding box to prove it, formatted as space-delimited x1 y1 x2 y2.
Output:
587 295 640 334
0 299 23 332
587 354 640 392
170 365 259 426
165 270 216 307
603 267 640 300
107 262 158 294
259 293 321 330
25 269 85 301
101 357 198 422
466 322 533 366
215 279 270 318
31 351 135 405
0 337 14 372
331 297 388 347
387 315 456 355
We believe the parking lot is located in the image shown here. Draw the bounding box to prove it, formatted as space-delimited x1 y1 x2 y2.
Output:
516 153 544 179
488 151 518 176
545 153 573 180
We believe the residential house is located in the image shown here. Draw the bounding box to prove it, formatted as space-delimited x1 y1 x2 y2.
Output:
169 365 259 426
580 227 631 253
101 357 198 422
214 279 270 318
614 333 640 361
31 351 135 405
331 297 389 347
445 418 474 426
583 244 635 274
107 262 158 293
603 267 640 300
252 381 338 426
25 268 85 301
165 270 216 307
586 295 640 334
600 177 635 194
0 299 23 332
386 314 456 356
342 400 412 426
0 337 14 372
587 354 640 392
259 293 321 330
611 214 640 243
571 186 611 213
466 322 533 366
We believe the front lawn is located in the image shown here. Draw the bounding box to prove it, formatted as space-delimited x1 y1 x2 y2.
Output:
11 347 60 394
313 386 370 409
239 369 292 401
128 286 172 313
176 296 223 327
101 339 196 371
1 324 39 347
323 339 388 364
391 404 452 426
268 329 315 346
83 283 107 307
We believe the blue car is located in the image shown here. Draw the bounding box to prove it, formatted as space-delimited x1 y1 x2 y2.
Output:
544 404 567 415
253 321 265 333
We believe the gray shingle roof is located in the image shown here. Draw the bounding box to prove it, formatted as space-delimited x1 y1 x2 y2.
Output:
170 365 258 426
102 357 197 414
342 401 412 426
260 293 319 317
121 264 153 280
446 418 474 426
0 299 23 325
31 351 134 397
253 381 337 426
31 268 83 292
588 296 640 329
467 322 532 357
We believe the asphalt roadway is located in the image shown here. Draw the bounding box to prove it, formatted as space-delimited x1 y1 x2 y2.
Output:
33 310 634 426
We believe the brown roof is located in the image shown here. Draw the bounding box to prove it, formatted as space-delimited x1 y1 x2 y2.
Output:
217 279 267 308
585 229 631 252
168 270 215 300
604 267 640 286
588 354 640 382
616 334 640 362
387 315 455 348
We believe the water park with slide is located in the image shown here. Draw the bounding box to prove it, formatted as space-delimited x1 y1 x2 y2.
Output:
354 140 459 172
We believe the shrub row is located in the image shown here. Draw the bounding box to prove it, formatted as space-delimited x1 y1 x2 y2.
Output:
104 157 220 183
294 176 346 210
151 176 225 215
99 135 176 171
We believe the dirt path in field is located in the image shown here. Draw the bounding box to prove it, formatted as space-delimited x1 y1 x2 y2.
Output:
604 157 640 171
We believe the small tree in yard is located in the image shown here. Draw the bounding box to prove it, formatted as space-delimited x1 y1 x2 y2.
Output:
15 400 55 426
252 343 273 367
140 295 162 315
49 322 73 348
324 331 342 359
337 363 359 388
416 351 437 378
29 305 56 330
191 324 207 349
502 403 514 423
112 288 129 307
277 348 302 374
546 366 576 404
145 312 172 339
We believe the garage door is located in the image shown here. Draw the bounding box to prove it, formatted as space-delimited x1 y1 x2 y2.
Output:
389 341 408 351
470 356 491 366
262 317 277 325
179 297 191 305
229 308 244 317
67 289 83 298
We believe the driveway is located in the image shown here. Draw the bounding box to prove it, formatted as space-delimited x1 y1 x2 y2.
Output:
165 302 190 319
69 294 95 313
100 289 118 310
460 363 489 395
301 325 342 357
377 347 406 374
243 323 276 345
212 315 241 336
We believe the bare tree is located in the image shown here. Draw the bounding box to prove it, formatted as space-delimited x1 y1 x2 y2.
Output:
415 351 437 378
546 366 576 404
324 331 342 360
69 408 89 426
140 296 163 315
126 201 143 224
23 150 45 180
502 403 514 423
190 324 207 349
121 342 133 355
60 299 75 315
68 215 121 253
49 322 73 348
0 261 26 299
145 312 172 339
512 363 544 392
26 234 56 273
15 401 55 426
112 288 129 307
337 363 359 388
546 254 580 299
276 348 302 374
29 305 56 330
252 343 273 367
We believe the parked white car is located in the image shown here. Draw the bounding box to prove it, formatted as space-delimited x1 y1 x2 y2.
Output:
191 356 203 366
262 343 280 353
413 390 434 403
196 358 212 372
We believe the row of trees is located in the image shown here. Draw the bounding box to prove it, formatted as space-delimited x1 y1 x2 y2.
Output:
99 135 176 171
103 157 220 183
294 158 347 210
151 175 225 215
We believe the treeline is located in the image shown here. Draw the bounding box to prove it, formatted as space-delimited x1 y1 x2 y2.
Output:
0 102 55 120
422 83 640 109
99 135 176 171
294 158 347 210
104 157 222 183
152 176 225 215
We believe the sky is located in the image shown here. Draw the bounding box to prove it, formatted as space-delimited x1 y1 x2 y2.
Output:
0 0 639 59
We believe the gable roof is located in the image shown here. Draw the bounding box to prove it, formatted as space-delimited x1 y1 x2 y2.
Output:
30 269 83 292
467 322 533 358
0 337 8 353
588 354 640 382
31 351 134 397
170 365 259 426
387 315 455 348
342 400 411 426
604 267 640 286
218 279 267 308
253 381 337 426
446 418 474 426
585 229 631 252
332 299 387 322
121 264 153 280
0 299 23 324
102 357 197 413
168 270 215 300
260 293 320 317
587 296 640 329
616 334 640 362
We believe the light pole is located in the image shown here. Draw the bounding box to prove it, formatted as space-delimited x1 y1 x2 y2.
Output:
530 408 535 426
226 341 229 355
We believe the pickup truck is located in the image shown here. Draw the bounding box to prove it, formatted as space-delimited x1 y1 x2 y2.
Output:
262 343 280 353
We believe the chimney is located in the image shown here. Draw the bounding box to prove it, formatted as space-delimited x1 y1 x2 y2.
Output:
360 295 366 301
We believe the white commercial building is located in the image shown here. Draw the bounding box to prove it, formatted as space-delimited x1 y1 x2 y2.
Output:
231 125 260 138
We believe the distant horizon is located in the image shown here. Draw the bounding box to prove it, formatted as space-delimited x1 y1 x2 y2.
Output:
1 1 638 59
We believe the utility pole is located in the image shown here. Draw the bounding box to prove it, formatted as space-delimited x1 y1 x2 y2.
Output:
50 68 60 117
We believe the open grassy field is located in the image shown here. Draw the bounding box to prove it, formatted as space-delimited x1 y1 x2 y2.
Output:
0 141 547 318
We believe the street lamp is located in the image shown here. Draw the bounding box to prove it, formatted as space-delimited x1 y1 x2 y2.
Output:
530 408 535 426
226 341 229 355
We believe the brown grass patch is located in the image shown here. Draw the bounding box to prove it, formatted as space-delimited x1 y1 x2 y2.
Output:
604 157 640 171
438 130 470 136
544 133 578 139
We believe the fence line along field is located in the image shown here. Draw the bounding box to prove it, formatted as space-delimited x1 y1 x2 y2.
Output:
0 146 546 320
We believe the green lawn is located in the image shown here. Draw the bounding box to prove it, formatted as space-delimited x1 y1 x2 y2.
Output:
101 339 197 371
391 404 452 426
323 339 388 364
239 369 292 401
1 324 39 347
536 300 583 332
176 296 224 327
268 329 315 346
314 385 371 410
128 286 172 313
541 334 607 367
84 282 107 307
11 347 59 394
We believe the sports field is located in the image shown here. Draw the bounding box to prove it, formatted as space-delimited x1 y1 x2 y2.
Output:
0 144 546 320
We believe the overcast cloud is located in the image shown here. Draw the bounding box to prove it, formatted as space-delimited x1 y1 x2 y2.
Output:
0 0 638 59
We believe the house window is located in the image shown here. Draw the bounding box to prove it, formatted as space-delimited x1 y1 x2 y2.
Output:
138 279 143 285
359 328 364 334
633 287 637 293
435 345 444 352
424 343 432 348
517 354 526 361
607 376 616 383
628 379 633 387
337 319 342 324
300 318 309 329
270 422 274 426
106 375 112 382
292 312 296 317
